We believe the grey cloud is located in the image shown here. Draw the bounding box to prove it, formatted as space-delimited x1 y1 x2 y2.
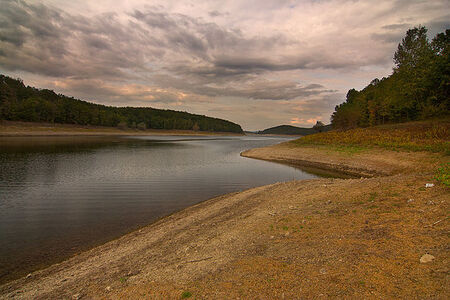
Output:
208 10 229 17
0 1 153 78
224 81 336 101
371 32 405 43
1 0 448 111
0 1 399 88
426 17 450 36
151 72 334 101
289 93 345 116
382 23 411 30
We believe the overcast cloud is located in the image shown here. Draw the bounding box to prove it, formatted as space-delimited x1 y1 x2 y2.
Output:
0 0 448 130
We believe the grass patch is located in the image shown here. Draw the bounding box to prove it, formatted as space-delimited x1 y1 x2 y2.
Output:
368 192 378 202
289 120 449 154
181 291 192 298
119 276 128 283
435 163 450 187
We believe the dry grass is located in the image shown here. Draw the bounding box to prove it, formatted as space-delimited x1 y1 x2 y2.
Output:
291 119 450 154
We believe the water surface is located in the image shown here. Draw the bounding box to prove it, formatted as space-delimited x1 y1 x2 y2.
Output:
0 135 318 283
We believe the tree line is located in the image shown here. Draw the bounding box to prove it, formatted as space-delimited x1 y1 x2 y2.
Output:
331 27 449 129
0 75 243 133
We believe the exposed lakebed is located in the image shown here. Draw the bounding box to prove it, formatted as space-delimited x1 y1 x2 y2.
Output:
0 135 318 283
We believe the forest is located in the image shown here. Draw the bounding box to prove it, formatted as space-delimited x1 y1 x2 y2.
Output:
0 75 243 133
331 27 449 129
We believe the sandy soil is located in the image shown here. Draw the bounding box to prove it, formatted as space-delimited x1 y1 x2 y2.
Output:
0 121 242 136
0 142 448 299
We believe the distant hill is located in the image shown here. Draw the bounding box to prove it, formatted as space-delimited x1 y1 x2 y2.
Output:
0 74 243 133
259 124 332 135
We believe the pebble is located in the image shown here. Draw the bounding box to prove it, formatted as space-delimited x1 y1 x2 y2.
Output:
72 293 81 300
425 183 434 188
105 286 112 292
420 254 435 263
26 273 32 279
319 268 327 275
407 198 414 203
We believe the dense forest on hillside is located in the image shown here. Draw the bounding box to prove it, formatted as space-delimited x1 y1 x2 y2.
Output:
259 124 332 135
0 75 243 133
331 27 449 129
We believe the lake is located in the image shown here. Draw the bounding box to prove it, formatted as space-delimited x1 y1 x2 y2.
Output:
0 135 318 283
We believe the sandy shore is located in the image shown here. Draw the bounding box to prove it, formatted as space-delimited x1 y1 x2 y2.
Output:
0 121 243 137
0 141 448 299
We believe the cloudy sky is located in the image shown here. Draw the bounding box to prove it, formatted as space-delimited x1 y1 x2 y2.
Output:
1 0 448 130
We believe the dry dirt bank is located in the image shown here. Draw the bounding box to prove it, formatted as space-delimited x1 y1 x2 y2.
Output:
0 143 448 299
0 121 242 137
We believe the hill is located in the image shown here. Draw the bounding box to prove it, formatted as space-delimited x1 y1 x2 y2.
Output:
259 124 331 135
0 75 243 133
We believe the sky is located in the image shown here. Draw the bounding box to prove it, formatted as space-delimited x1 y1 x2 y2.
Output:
0 0 449 130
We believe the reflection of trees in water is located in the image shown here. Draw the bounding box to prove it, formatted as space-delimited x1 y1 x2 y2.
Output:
0 136 195 189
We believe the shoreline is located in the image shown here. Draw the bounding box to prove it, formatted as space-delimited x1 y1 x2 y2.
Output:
0 120 244 137
1 141 448 298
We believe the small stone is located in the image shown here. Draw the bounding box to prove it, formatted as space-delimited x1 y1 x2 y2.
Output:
425 183 434 188
270 235 275 239
420 254 435 263
407 199 414 203
319 268 327 274
72 293 81 300
26 273 32 279
284 232 290 237
105 286 112 292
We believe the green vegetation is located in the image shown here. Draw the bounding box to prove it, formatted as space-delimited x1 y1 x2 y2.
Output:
0 75 243 133
290 119 449 153
181 291 192 298
259 124 332 135
435 163 450 186
331 27 449 129
119 276 128 283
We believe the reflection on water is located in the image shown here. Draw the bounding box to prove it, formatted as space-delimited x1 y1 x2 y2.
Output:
0 135 317 283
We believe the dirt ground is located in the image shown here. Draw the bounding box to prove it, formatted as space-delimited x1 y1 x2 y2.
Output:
0 142 448 299
0 121 242 136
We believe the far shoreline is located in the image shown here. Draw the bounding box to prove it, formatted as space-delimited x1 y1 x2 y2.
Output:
0 120 244 137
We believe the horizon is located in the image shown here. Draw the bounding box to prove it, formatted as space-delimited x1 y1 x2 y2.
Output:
1 0 448 131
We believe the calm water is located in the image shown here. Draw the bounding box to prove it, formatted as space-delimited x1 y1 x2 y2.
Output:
0 135 318 283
